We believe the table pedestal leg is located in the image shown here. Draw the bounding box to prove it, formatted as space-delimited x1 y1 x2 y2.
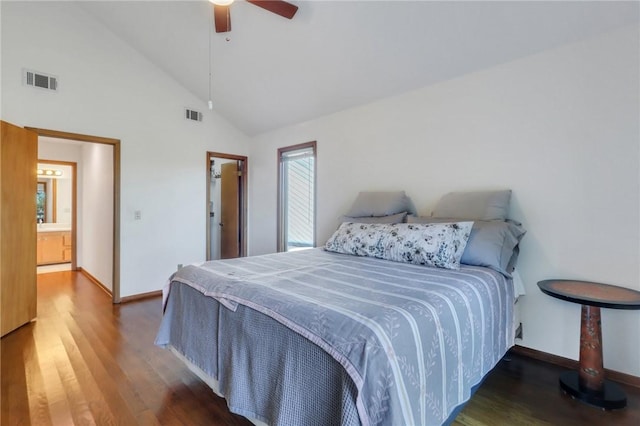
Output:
579 304 604 389
559 305 627 409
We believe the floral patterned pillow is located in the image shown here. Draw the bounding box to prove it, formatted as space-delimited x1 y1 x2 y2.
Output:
378 222 473 269
324 222 385 257
325 222 473 270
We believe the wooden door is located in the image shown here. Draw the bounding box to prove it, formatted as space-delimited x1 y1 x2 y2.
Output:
220 162 240 259
1 121 37 337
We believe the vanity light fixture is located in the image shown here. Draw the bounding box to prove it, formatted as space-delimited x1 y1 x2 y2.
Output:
37 168 63 177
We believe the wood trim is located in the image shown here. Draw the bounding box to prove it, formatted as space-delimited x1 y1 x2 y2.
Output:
52 179 58 223
511 345 640 389
36 159 78 166
28 127 121 304
207 151 248 162
119 290 162 304
112 141 121 303
37 180 48 221
206 153 211 260
277 141 317 252
78 267 112 296
240 158 248 258
26 127 120 145
206 152 249 260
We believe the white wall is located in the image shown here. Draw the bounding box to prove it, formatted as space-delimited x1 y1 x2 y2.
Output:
54 170 73 225
249 25 640 376
2 2 250 297
81 143 114 290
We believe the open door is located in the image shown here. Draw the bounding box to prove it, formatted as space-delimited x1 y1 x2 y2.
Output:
1 121 37 336
220 161 240 259
206 152 247 261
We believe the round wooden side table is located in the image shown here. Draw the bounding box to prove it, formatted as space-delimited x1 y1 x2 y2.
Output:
537 279 640 410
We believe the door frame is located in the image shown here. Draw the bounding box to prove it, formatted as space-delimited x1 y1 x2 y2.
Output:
206 151 248 260
36 159 78 270
26 127 121 304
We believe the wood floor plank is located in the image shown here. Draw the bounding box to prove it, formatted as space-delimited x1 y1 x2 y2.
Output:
1 331 32 425
33 318 77 426
22 327 54 426
2 271 639 426
52 336 96 426
83 302 189 424
135 409 162 425
454 351 640 426
56 325 115 425
64 311 148 417
61 314 140 424
88 313 198 423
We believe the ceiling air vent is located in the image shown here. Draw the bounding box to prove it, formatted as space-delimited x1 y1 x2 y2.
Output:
23 69 58 91
185 108 203 122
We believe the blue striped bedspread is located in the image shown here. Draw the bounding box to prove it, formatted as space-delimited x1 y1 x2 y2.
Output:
163 248 515 426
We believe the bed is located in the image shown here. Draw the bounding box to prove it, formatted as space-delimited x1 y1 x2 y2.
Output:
155 190 525 426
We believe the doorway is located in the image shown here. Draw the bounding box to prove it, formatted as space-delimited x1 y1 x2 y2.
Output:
36 159 77 273
27 127 121 303
206 151 248 260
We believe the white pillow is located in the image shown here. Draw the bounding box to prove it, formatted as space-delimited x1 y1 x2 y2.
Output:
325 222 473 270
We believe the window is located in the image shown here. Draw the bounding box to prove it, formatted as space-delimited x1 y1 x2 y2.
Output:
36 181 47 223
278 141 316 252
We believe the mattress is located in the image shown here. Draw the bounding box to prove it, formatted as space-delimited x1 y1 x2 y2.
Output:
156 248 516 426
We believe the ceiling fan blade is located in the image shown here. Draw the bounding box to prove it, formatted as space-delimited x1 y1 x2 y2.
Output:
213 4 231 33
246 1 298 19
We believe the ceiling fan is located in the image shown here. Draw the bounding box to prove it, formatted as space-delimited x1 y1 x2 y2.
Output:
209 0 298 33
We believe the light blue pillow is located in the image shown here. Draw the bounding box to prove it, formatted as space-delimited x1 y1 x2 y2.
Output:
345 191 416 217
340 211 407 224
432 190 512 221
406 215 526 276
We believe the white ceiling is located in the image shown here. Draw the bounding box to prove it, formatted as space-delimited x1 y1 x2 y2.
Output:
77 1 639 136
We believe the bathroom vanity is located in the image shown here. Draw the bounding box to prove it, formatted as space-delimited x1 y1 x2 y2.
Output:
37 227 72 265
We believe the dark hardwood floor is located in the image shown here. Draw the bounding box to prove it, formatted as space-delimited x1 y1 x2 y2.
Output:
1 271 638 425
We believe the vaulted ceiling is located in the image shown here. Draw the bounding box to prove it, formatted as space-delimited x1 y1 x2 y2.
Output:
78 1 639 136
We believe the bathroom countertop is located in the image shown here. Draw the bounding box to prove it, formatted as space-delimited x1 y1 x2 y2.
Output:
37 226 71 233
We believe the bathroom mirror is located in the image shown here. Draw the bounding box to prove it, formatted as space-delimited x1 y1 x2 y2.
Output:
36 162 72 225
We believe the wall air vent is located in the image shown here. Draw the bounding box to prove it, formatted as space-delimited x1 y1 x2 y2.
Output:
23 69 58 91
185 108 203 122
